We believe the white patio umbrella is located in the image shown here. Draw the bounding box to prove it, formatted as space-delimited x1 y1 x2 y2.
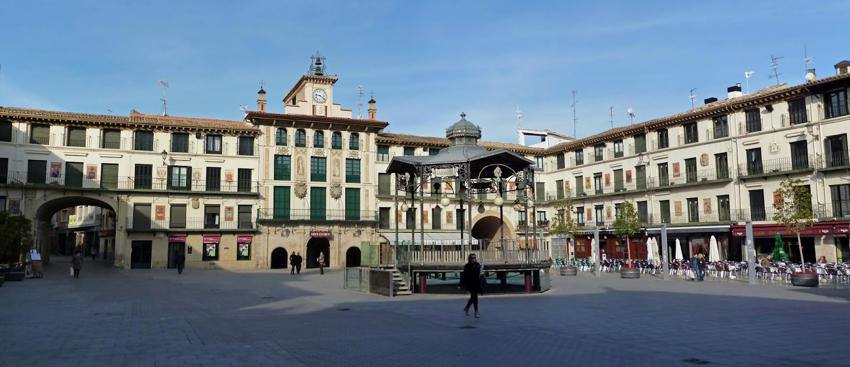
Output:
675 238 683 260
646 237 654 261
651 236 661 266
709 235 720 262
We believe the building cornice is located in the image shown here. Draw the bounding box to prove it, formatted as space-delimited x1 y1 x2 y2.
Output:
246 110 389 132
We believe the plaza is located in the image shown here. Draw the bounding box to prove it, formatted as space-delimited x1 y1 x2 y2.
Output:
2 259 848 367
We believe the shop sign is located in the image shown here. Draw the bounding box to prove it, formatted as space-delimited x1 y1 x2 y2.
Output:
202 234 221 244
310 229 332 238
169 234 188 243
236 234 253 244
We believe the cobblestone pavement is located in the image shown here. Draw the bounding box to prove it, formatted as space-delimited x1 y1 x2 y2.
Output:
2 259 848 367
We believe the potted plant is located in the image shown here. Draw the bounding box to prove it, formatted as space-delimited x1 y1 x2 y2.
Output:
613 201 641 279
0 212 32 282
550 198 579 276
773 178 817 287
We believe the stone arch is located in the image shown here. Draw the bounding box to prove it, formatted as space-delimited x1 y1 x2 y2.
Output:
32 193 120 263
270 247 288 269
345 246 361 267
470 211 516 241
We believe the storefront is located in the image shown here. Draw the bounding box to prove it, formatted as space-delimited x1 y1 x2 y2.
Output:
236 234 252 261
731 221 850 263
167 234 187 269
202 234 221 262
646 225 731 260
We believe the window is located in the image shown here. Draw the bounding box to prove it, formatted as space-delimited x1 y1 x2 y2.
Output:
237 241 251 261
575 150 584 165
134 130 153 151
65 162 83 188
205 134 222 154
102 129 121 149
0 158 7 184
715 153 729 179
275 128 287 146
790 141 809 170
594 205 604 226
575 176 584 196
637 201 648 223
613 140 624 157
170 204 186 229
613 169 624 191
168 166 191 190
311 157 327 182
203 242 219 261
379 207 391 229
657 129 669 149
331 131 342 149
825 134 849 168
575 206 585 225
536 211 547 225
0 196 5 212
27 160 46 184
556 154 565 169
0 120 11 142
718 195 731 221
295 129 306 147
746 148 763 175
593 173 602 194
313 130 324 148
345 188 360 220
657 163 669 186
659 200 671 224
350 133 360 150
687 198 699 223
345 159 361 183
274 155 291 181
594 144 604 161
171 133 189 153
535 182 545 202
206 167 221 191
100 164 118 189
634 134 646 153
788 98 808 124
378 173 391 195
635 165 646 190
685 158 697 183
30 124 49 145
745 108 761 133
712 115 728 139
134 164 152 189
556 179 564 199
404 147 415 156
535 156 544 169
406 208 417 229
273 186 291 220
684 122 698 144
425 148 438 156
749 189 766 221
133 204 151 230
830 184 850 218
237 205 252 229
615 203 623 219
432 206 442 229
66 127 86 147
204 205 220 229
825 89 849 119
377 145 390 161
238 136 254 156
237 169 252 192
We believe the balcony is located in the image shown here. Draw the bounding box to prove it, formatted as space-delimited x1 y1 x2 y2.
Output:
0 172 260 195
257 209 377 223
738 155 817 178
127 217 257 232
516 220 549 233
822 154 850 172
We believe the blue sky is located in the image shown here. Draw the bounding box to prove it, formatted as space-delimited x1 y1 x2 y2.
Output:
1 1 848 143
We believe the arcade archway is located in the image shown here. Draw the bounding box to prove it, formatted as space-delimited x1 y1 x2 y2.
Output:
270 247 288 269
34 195 118 264
345 246 361 267
306 238 330 268
471 215 515 243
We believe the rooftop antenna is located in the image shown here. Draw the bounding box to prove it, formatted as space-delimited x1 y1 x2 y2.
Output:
626 106 635 125
515 105 524 130
356 85 365 119
608 106 614 128
570 90 578 138
158 80 169 116
803 44 814 73
744 71 755 94
688 88 697 109
769 55 783 85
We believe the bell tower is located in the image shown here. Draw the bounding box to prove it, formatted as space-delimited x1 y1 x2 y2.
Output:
281 53 353 119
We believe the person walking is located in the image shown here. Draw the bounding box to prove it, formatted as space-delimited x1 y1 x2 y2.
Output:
71 251 83 279
175 249 186 275
318 252 325 275
295 252 302 274
289 252 297 275
459 253 483 318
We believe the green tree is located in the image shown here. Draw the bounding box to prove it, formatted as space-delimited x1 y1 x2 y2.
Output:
772 177 814 264
613 201 641 260
0 212 33 264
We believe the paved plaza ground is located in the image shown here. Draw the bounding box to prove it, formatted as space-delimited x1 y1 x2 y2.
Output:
2 259 849 367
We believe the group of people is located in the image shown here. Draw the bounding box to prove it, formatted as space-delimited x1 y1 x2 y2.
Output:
289 252 304 274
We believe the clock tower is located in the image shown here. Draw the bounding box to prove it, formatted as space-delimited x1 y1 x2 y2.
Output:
282 52 353 118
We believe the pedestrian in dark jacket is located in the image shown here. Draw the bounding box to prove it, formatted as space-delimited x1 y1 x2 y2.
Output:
295 253 302 274
175 250 186 275
71 251 83 279
289 253 297 274
459 253 483 318
318 252 326 275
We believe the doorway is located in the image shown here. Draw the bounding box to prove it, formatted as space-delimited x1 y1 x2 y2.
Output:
306 238 330 268
167 242 185 269
270 247 288 269
131 241 152 269
345 247 361 267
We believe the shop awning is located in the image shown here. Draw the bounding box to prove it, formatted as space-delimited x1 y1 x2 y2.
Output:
731 221 850 237
645 225 730 234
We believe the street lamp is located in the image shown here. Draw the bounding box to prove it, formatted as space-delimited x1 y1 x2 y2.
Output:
440 196 450 207
161 150 168 164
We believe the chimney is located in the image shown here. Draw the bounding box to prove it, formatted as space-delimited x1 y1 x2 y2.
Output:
704 97 718 105
367 97 377 120
834 60 850 76
727 84 743 99
257 86 267 112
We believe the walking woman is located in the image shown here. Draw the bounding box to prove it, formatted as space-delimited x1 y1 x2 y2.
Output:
71 251 83 279
460 253 483 318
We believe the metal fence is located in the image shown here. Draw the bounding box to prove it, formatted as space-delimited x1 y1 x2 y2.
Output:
395 239 550 266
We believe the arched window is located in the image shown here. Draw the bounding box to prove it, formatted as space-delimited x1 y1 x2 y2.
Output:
313 130 324 148
331 131 342 149
295 129 306 147
349 133 360 150
275 128 287 146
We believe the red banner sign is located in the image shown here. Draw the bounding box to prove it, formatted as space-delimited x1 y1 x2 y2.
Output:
732 221 850 238
236 235 253 244
310 229 332 238
169 234 187 243
202 234 221 244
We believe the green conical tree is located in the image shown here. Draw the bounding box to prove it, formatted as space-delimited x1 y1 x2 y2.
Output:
772 178 814 264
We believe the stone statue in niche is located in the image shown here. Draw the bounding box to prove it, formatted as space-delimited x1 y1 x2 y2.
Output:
296 156 305 177
332 158 341 178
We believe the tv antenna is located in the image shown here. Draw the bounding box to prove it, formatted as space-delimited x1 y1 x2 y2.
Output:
515 105 524 130
689 88 697 109
356 85 365 119
158 80 169 116
744 71 755 94
626 106 635 125
769 55 783 85
570 90 578 138
803 44 814 73
608 106 614 128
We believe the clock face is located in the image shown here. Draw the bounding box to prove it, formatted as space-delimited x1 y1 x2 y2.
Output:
312 88 327 104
